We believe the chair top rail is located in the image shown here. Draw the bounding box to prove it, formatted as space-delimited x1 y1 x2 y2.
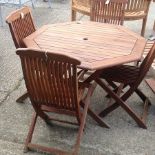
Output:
6 6 30 23
6 6 36 48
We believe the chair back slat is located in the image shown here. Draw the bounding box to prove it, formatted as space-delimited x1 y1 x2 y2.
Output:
6 6 36 48
139 42 155 81
125 0 151 12
90 0 127 25
17 49 81 115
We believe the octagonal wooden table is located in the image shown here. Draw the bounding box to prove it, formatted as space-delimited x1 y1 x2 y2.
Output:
23 21 146 71
23 21 147 128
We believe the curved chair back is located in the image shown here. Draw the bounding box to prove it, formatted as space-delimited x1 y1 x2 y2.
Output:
90 0 128 25
6 7 36 48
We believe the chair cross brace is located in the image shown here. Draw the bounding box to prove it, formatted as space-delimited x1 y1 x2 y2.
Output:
96 78 150 129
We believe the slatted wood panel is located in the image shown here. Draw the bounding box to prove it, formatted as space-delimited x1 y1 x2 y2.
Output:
18 49 81 115
125 0 150 12
139 42 155 79
90 0 127 25
146 78 155 94
124 0 151 21
142 40 155 69
24 22 146 70
6 6 36 48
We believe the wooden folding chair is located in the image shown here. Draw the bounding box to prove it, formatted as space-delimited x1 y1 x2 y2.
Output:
90 0 127 25
16 48 109 155
6 6 36 103
95 42 155 129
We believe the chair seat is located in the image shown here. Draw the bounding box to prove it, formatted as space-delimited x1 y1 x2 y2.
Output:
124 11 146 20
100 65 140 84
72 4 90 15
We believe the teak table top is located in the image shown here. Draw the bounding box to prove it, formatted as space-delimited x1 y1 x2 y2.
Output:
23 21 146 70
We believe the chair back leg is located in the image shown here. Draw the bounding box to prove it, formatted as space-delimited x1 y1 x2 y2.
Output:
141 17 148 36
72 10 76 21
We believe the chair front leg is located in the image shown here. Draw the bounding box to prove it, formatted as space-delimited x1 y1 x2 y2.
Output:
24 112 38 152
73 84 92 154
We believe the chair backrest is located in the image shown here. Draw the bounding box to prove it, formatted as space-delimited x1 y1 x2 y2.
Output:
125 0 151 13
16 48 81 117
6 6 36 48
90 0 128 25
139 42 155 82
